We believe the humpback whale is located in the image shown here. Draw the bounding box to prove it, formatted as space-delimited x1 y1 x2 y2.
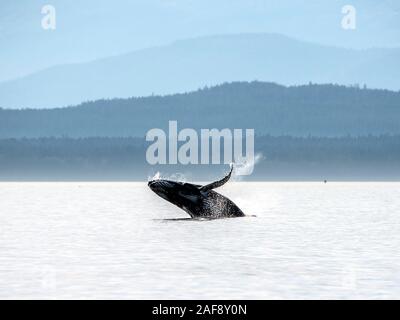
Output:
148 166 245 218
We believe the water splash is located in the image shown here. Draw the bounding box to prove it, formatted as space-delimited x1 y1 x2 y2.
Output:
149 172 162 181
148 154 264 183
148 171 187 182
233 153 264 179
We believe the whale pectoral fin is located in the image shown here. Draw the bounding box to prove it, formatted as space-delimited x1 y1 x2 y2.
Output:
200 164 233 192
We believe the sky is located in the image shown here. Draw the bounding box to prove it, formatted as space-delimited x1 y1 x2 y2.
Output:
0 0 399 82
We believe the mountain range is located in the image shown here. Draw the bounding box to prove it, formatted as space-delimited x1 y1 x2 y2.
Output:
1 33 400 109
1 81 399 138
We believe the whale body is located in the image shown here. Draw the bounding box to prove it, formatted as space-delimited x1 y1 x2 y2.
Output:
148 166 245 218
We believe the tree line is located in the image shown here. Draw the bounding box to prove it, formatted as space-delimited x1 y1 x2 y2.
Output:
1 135 399 180
1 82 400 138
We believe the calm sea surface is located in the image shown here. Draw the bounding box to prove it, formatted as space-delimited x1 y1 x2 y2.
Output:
0 182 399 299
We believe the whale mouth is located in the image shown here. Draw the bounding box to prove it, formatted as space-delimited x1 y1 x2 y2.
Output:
148 180 175 202
148 180 165 189
148 179 175 193
148 180 160 192
148 180 155 187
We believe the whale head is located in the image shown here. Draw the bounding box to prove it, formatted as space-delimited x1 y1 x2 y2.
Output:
148 179 202 215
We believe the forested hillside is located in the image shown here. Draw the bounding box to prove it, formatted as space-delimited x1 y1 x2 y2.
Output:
1 82 400 138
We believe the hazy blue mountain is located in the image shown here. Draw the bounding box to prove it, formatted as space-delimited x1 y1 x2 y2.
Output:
1 82 399 138
1 33 399 109
2 1 399 83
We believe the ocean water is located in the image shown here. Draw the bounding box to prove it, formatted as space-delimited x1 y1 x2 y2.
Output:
0 182 399 299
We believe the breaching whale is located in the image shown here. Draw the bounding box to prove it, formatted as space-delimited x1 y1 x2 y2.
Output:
148 166 245 218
